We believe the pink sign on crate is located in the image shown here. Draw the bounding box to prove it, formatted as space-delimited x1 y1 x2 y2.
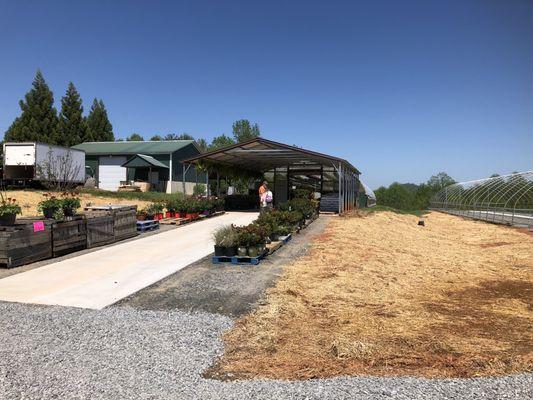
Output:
33 221 45 232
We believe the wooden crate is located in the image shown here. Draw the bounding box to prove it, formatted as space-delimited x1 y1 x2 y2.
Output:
0 219 53 268
52 216 87 257
86 214 115 248
84 205 137 242
113 207 137 241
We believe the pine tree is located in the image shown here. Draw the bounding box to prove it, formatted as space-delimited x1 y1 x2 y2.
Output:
56 82 86 146
126 133 144 141
4 70 58 143
86 99 114 142
232 119 260 143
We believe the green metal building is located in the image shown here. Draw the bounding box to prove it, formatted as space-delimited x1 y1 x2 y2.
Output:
72 141 205 194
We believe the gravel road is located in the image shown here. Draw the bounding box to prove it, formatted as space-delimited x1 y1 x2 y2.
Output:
1 302 531 400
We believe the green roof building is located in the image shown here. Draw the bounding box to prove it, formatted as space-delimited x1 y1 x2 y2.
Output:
72 141 205 194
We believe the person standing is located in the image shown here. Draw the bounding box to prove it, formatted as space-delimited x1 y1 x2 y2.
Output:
259 181 273 213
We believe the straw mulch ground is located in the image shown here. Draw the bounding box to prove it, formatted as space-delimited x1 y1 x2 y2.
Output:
209 211 533 380
5 190 151 217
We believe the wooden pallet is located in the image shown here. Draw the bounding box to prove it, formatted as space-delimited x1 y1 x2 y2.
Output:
266 241 283 254
159 217 189 225
159 211 226 226
136 219 160 232
212 250 268 265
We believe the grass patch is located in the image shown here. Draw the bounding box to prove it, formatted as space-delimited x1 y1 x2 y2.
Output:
361 205 428 217
210 211 533 380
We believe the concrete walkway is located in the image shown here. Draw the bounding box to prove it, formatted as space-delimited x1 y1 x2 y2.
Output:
0 212 257 310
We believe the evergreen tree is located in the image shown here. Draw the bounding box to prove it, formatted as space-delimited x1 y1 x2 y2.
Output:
150 135 162 141
232 119 260 142
164 133 195 140
127 133 144 141
196 138 208 152
4 70 58 143
209 134 235 150
86 99 114 142
56 82 86 146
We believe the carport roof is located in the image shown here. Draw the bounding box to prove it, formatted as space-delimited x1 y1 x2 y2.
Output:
72 140 196 155
183 137 360 174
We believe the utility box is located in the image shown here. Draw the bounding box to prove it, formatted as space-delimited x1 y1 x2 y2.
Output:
3 142 85 184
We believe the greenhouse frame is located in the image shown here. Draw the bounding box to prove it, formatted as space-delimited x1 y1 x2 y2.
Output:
430 171 533 228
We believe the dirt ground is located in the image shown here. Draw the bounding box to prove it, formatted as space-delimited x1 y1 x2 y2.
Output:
209 211 533 380
5 190 151 217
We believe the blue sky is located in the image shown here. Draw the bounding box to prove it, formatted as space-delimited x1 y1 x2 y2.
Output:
1 0 532 188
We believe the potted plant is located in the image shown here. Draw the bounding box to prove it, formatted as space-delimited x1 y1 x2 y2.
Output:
151 202 164 220
136 210 147 221
212 225 238 257
176 199 187 218
0 194 22 226
164 199 175 218
143 204 158 220
37 193 62 219
60 192 81 217
186 200 200 220
236 225 267 257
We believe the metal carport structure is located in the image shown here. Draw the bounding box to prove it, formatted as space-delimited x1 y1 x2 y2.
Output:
182 137 361 213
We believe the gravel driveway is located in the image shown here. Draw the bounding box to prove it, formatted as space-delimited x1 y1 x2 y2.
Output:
1 302 531 400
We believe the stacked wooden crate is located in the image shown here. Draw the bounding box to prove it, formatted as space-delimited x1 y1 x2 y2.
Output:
84 205 138 247
52 216 87 257
0 219 54 268
86 213 115 248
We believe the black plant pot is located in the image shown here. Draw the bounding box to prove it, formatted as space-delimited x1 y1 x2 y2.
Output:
214 245 226 256
0 213 16 226
225 246 237 257
63 208 75 217
43 208 55 219
270 233 280 242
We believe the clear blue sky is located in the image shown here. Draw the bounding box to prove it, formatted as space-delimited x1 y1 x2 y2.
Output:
1 0 532 189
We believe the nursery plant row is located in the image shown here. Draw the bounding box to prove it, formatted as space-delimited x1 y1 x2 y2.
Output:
137 197 225 220
212 197 319 261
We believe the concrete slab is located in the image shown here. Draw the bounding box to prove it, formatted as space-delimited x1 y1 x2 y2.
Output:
0 212 258 309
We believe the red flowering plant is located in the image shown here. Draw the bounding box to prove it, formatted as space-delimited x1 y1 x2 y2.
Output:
37 193 62 217
0 193 22 216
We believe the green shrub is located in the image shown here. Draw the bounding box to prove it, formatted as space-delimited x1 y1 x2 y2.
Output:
279 198 315 218
193 184 206 196
235 224 268 247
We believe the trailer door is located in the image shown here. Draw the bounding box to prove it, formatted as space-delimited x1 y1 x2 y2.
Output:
98 156 127 191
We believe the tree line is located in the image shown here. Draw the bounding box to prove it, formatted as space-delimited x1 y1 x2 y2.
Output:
374 172 456 210
4 70 114 146
3 70 260 152
123 119 260 152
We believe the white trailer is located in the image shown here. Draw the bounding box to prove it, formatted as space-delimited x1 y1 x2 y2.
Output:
3 142 86 184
